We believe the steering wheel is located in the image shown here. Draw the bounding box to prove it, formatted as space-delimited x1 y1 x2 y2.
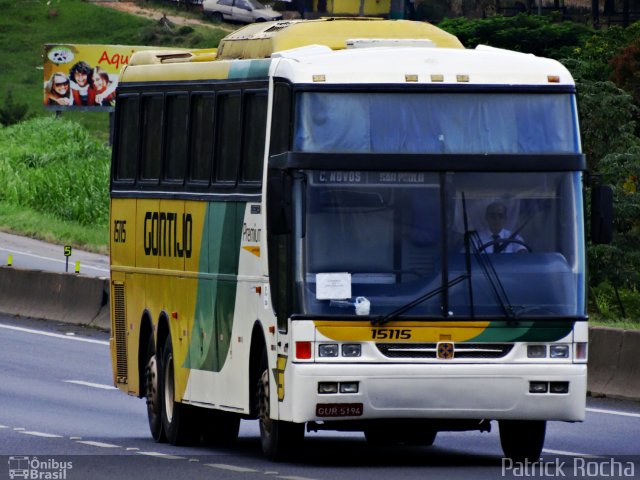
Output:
477 238 532 254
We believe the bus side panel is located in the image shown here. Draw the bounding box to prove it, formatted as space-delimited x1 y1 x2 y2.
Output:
184 202 265 412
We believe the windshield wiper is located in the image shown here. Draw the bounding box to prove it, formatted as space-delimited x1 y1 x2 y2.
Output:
371 274 468 326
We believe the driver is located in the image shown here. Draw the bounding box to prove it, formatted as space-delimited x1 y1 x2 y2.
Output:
480 201 527 253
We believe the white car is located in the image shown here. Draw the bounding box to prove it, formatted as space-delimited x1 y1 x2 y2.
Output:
203 0 283 23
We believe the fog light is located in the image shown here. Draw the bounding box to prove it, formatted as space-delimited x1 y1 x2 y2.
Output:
550 382 569 394
550 345 570 358
339 382 359 394
318 382 338 394
342 344 361 357
529 382 548 394
527 345 547 358
319 344 339 357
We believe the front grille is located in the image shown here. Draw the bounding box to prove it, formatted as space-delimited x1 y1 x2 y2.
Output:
376 343 514 359
113 282 128 384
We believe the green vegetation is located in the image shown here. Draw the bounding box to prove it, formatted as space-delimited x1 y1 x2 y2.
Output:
0 117 110 251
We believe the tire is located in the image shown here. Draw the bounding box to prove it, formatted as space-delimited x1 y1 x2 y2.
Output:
160 335 201 446
211 12 223 23
144 334 165 442
257 346 304 461
499 420 546 461
202 409 241 447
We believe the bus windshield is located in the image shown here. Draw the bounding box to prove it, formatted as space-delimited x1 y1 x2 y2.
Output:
296 170 585 319
294 92 579 154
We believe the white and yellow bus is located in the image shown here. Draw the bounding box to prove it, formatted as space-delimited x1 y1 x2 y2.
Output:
110 18 607 461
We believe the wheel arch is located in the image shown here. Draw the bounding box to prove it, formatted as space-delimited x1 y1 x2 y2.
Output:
137 310 154 399
248 321 267 418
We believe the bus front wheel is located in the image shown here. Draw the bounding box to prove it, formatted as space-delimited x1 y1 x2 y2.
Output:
499 420 546 461
160 336 201 445
257 347 304 461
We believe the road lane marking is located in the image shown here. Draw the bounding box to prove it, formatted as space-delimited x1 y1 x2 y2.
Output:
205 464 259 473
137 452 186 460
277 476 319 480
0 246 109 273
0 323 109 346
77 440 121 448
587 407 640 419
64 380 116 390
21 431 63 438
543 449 604 458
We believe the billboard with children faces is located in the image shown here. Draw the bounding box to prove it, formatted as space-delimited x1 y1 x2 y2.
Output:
43 44 157 111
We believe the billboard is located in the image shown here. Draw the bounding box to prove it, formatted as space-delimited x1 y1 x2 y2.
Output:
43 44 158 111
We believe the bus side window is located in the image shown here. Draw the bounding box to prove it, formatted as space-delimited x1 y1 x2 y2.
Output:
140 94 163 182
215 91 241 185
241 91 267 184
189 93 215 185
164 93 189 183
114 95 139 182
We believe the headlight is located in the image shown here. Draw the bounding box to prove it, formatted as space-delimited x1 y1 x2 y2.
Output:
341 344 361 357
527 345 547 358
319 344 339 357
550 345 570 358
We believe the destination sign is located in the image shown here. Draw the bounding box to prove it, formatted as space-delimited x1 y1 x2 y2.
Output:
314 171 430 185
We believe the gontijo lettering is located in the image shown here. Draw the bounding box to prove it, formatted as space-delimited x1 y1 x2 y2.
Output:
143 211 192 258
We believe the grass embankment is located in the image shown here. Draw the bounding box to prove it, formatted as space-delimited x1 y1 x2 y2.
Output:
0 117 110 252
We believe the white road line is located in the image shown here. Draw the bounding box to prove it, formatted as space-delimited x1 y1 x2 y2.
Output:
543 449 604 458
277 476 319 480
0 425 9 429
587 407 640 419
0 323 109 346
137 452 186 460
64 380 116 390
76 440 121 448
205 464 259 473
0 246 109 273
20 431 63 438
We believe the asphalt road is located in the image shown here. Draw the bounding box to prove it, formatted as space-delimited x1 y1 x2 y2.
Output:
0 231 109 277
0 315 638 480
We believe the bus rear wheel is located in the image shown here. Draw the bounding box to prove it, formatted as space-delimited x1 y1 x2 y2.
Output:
145 335 165 442
257 347 304 461
499 420 546 461
160 335 201 445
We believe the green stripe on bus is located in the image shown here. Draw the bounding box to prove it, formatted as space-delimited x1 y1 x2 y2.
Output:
185 202 246 372
228 59 271 79
468 320 575 342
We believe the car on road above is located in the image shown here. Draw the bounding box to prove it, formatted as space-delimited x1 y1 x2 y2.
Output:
203 0 283 23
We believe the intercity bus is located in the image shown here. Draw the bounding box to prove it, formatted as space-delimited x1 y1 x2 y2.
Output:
109 18 610 461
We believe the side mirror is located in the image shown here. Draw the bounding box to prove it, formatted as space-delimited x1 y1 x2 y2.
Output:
267 169 292 235
590 184 613 244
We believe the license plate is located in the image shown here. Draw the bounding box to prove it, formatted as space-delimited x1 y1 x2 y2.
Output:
316 403 363 417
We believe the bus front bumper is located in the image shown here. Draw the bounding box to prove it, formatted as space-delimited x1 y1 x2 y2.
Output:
282 363 586 423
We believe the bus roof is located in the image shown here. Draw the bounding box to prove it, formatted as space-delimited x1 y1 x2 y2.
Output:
120 19 572 87
215 18 464 60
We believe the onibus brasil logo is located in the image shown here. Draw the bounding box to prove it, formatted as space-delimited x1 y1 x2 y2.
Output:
8 456 72 479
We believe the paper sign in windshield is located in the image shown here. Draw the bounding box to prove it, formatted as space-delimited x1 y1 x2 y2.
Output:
316 273 351 300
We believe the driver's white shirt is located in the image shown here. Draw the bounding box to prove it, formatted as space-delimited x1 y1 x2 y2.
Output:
478 228 526 253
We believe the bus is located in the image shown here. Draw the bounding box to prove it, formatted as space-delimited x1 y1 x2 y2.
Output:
109 18 611 461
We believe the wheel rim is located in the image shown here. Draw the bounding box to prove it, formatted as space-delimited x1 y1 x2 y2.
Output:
164 351 174 423
257 369 272 435
146 354 159 417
